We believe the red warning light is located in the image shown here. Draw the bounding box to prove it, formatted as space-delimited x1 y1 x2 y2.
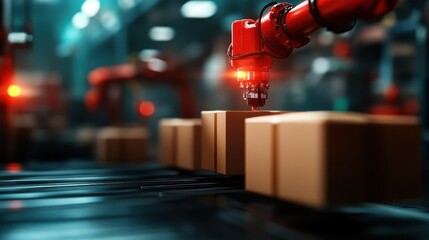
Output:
139 101 155 117
6 162 22 173
7 85 21 98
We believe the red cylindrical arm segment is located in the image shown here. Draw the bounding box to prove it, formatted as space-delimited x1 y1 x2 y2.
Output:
88 64 137 86
286 0 398 41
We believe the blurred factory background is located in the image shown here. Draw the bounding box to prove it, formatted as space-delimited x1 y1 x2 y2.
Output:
0 0 428 163
1 1 429 239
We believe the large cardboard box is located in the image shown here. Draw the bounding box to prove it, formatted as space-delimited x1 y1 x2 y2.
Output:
159 118 202 170
202 111 286 175
246 115 288 196
367 115 421 202
176 119 202 170
97 127 149 164
201 111 220 171
158 119 182 167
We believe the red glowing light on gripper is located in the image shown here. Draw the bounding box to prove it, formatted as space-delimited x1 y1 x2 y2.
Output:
6 162 22 173
7 85 21 98
139 101 155 117
237 70 247 80
221 70 240 83
235 70 269 82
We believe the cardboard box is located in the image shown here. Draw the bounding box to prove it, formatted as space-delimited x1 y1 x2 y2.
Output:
217 111 286 175
246 115 287 196
97 128 121 163
158 118 202 169
97 127 149 164
201 111 219 171
158 119 181 166
367 115 421 202
121 128 149 163
176 119 202 170
276 112 369 208
201 111 286 175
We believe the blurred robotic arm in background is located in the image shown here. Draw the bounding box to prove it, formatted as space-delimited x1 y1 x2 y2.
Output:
86 58 195 123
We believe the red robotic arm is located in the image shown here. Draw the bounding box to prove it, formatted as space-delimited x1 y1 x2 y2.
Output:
86 60 196 123
229 0 398 110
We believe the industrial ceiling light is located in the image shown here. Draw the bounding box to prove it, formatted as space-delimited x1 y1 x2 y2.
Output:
149 26 175 41
147 58 168 72
118 0 137 10
312 57 331 75
72 12 90 29
100 11 120 30
181 0 217 18
138 49 160 61
82 0 101 17
7 32 33 44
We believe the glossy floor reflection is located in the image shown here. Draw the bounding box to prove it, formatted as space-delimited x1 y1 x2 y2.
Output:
1 160 429 239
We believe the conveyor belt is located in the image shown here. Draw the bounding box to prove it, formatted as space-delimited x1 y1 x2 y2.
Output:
1 160 429 239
